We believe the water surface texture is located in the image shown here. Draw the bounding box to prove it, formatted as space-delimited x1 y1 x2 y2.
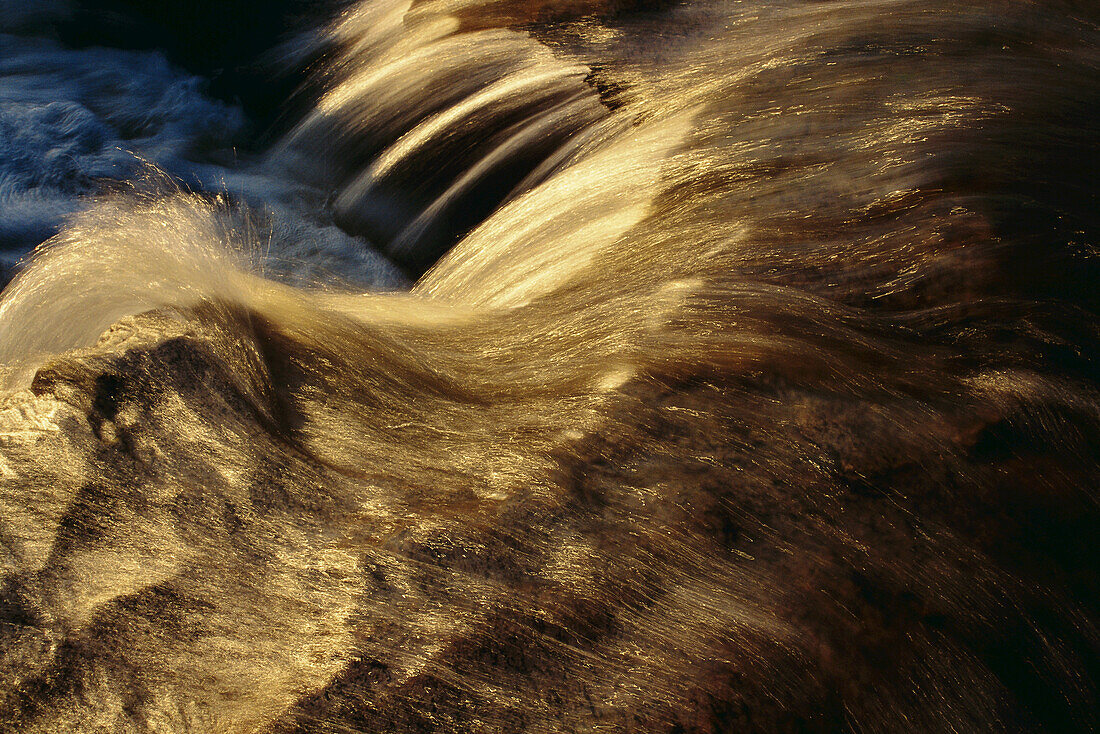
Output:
0 1 1097 732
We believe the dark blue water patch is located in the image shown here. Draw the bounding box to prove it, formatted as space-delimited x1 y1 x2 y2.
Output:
0 33 245 253
2 0 327 136
0 32 406 290
0 34 246 155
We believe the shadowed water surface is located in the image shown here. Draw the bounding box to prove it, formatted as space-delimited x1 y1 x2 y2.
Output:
0 0 1097 731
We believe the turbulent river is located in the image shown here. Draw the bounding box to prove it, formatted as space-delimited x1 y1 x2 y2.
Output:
0 0 1097 731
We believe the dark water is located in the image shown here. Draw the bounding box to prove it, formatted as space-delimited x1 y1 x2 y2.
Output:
0 0 1097 731
0 0 405 287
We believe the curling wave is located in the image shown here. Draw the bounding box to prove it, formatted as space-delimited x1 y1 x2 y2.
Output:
0 0 1098 731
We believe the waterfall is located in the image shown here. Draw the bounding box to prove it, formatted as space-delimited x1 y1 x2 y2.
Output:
0 1 1097 731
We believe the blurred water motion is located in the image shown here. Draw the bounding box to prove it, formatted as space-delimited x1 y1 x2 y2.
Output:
0 0 1097 731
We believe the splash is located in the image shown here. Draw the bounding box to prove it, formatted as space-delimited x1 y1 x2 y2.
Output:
0 0 1097 732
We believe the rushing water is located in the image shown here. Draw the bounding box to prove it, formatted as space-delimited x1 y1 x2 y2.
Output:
0 0 1097 731
0 3 405 290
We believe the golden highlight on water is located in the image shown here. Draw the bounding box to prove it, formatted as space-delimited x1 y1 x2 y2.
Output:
0 0 1097 730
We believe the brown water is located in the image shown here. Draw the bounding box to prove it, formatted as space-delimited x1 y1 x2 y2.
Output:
0 0 1097 731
